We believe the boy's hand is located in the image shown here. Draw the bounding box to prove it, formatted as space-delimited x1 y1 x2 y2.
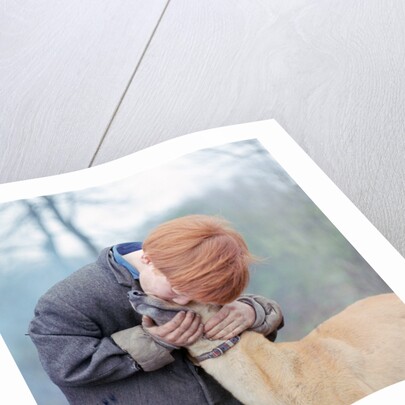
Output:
142 311 204 347
204 301 255 340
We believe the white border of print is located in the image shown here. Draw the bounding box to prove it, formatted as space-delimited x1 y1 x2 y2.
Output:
1 119 404 404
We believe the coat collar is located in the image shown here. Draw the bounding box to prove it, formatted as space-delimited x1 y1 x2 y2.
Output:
98 247 140 288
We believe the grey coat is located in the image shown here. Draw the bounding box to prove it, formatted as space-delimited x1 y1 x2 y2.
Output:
29 247 284 405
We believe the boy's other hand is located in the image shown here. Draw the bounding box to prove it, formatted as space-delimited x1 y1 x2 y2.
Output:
204 301 255 340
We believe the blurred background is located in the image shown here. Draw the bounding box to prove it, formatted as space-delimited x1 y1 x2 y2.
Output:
0 139 390 404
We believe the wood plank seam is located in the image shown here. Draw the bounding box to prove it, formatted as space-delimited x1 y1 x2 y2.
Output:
88 0 173 168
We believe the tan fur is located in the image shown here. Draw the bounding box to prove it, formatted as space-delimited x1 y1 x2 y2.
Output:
185 293 405 405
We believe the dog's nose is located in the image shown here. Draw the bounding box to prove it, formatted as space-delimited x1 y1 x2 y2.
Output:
128 290 146 298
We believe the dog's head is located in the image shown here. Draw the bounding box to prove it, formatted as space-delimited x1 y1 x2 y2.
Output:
128 289 221 325
127 289 191 325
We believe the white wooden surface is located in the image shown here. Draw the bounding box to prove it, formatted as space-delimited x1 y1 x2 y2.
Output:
1 0 405 257
0 0 168 179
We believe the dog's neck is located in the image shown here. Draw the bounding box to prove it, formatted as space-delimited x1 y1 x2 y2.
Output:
185 302 291 405
185 302 226 355
188 301 221 322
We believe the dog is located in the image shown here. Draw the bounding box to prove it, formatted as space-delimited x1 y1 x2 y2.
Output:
128 291 405 405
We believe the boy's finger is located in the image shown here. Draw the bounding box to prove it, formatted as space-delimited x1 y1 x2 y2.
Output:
204 317 231 337
165 312 198 340
179 314 202 339
184 323 204 346
149 311 186 336
208 320 239 340
204 307 230 332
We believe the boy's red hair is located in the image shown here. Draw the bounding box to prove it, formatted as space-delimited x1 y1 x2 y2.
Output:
142 215 251 304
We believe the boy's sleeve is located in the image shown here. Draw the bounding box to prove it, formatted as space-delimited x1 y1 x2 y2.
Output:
111 326 175 371
29 293 174 388
237 294 284 339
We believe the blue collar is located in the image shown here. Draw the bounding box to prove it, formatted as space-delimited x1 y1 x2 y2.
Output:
112 242 143 279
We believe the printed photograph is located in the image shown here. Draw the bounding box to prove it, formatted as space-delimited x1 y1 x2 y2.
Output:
0 139 403 405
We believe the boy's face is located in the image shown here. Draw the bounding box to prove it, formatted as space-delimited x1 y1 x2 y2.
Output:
139 263 191 305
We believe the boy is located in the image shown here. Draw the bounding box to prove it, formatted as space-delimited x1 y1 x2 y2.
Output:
29 215 283 404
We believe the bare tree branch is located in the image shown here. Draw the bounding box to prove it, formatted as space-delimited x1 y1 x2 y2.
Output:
42 196 99 256
23 201 60 258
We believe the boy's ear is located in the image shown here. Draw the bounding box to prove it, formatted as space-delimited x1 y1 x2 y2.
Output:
141 253 152 264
